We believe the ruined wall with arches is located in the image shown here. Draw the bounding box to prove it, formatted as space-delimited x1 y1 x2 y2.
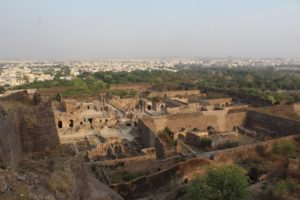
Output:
53 99 116 136
137 107 248 148
141 108 247 134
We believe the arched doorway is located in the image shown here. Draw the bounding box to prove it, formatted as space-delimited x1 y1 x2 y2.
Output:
69 120 74 128
58 121 63 128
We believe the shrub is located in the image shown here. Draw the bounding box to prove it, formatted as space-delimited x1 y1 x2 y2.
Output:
187 165 250 200
261 181 268 190
158 127 174 145
0 86 5 94
275 180 300 196
49 170 75 194
122 172 143 182
272 141 296 157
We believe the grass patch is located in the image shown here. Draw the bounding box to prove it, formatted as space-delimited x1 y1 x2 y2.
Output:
49 169 75 194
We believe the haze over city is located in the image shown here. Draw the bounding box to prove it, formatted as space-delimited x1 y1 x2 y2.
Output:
1 0 300 60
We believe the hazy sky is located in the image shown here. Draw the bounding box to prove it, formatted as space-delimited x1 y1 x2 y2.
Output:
0 0 300 60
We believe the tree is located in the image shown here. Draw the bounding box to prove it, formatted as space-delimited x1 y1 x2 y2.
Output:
22 75 29 83
266 95 276 105
187 165 250 200
0 86 5 94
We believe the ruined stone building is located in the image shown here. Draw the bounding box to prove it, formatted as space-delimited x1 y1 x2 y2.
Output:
52 98 118 136
1 87 300 200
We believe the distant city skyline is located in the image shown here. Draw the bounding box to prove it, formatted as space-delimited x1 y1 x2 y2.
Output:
0 0 300 60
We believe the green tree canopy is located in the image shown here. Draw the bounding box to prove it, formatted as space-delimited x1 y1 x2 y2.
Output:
188 165 250 200
0 86 5 94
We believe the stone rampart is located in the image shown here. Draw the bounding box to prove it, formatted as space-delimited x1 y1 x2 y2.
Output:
140 107 247 136
203 87 272 106
137 119 157 147
246 110 300 137
110 83 151 91
109 158 211 200
212 135 298 164
111 98 139 111
148 90 200 98
0 94 60 168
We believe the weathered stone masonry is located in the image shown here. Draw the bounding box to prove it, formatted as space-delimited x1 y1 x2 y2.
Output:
246 110 300 137
0 92 60 168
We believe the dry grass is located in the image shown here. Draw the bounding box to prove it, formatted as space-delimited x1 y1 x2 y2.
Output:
49 169 75 194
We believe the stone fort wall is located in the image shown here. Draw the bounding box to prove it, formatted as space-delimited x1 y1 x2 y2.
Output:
254 103 300 121
211 110 300 164
111 97 140 111
203 87 273 106
137 119 157 147
0 104 23 168
140 107 248 135
22 104 60 152
109 158 211 200
246 110 300 137
110 83 151 91
0 93 60 168
148 90 201 98
212 135 298 164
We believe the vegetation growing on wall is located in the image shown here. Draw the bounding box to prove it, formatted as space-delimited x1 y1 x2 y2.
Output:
272 140 297 157
158 127 174 146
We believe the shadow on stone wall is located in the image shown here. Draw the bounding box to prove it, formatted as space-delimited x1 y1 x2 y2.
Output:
109 158 211 200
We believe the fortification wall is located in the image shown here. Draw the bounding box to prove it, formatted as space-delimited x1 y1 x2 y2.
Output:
203 87 272 106
111 98 139 111
254 103 300 121
201 98 232 106
0 105 23 168
137 119 157 147
225 109 248 131
22 103 60 152
141 108 247 134
110 83 151 91
94 153 156 168
0 90 30 102
109 158 210 200
0 97 60 168
166 105 201 115
246 110 300 137
212 135 298 164
145 112 220 132
148 90 200 98
138 108 247 152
